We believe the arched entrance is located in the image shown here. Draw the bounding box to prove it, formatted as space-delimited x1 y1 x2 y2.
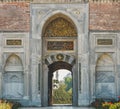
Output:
48 61 73 105
42 13 78 106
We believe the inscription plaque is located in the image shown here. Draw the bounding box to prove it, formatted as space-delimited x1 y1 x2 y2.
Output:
97 39 112 45
6 39 22 45
47 41 74 50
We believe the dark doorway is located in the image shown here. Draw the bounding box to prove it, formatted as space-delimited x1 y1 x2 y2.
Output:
48 61 73 106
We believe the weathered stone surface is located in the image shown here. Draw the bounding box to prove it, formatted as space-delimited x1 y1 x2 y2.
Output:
0 2 30 32
0 2 120 31
89 2 120 30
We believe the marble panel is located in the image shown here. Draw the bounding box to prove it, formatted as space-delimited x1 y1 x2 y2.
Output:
96 83 115 98
96 71 115 83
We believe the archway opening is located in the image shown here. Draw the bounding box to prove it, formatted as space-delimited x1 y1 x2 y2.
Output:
42 13 78 106
48 61 73 106
52 69 72 105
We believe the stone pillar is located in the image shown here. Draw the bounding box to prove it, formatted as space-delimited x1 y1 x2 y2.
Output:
30 38 42 106
23 69 30 100
78 53 90 106
31 54 40 106
90 65 96 102
0 72 2 98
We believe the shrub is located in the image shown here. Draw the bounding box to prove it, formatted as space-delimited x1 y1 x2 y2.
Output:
0 99 22 109
12 102 22 109
102 102 120 109
102 102 112 109
0 99 13 109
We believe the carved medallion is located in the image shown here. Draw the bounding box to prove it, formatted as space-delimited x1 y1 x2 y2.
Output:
56 54 64 61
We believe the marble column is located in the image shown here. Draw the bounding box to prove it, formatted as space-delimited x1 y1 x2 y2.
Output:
23 69 30 100
0 72 2 98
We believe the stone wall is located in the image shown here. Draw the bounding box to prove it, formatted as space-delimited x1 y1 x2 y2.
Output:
0 2 120 31
89 2 120 31
0 2 30 32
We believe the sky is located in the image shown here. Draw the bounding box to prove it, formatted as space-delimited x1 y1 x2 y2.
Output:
53 69 71 81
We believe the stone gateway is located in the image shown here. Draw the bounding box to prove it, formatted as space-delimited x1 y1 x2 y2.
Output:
0 0 120 107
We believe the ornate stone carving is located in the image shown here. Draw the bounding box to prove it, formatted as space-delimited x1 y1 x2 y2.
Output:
56 54 64 61
97 39 113 45
67 8 83 21
45 54 75 66
44 17 77 37
5 54 23 71
6 39 22 46
47 41 74 50
96 53 114 67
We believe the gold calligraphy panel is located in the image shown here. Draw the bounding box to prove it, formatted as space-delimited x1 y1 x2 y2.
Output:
47 41 74 50
44 17 77 37
6 39 22 45
97 39 113 45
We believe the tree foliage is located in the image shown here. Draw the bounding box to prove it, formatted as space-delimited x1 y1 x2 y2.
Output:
53 76 72 104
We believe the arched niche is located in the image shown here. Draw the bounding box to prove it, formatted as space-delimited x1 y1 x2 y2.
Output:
3 54 24 99
4 53 23 71
95 53 115 99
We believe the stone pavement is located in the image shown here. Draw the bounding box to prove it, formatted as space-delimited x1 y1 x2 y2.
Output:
19 106 95 109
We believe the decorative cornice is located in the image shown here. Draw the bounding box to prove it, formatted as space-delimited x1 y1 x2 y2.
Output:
89 0 119 2
0 0 119 3
0 0 87 3
0 0 31 2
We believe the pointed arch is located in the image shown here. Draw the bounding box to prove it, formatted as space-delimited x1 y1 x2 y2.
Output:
4 53 23 71
96 53 114 67
95 53 115 99
42 13 77 37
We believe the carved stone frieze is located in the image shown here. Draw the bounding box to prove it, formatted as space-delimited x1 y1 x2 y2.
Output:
44 17 77 37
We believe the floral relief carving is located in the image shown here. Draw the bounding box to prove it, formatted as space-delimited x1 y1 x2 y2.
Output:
44 17 77 37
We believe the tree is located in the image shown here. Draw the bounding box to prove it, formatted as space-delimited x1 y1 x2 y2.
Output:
65 77 72 92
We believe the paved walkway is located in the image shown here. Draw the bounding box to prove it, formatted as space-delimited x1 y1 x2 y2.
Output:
19 106 95 109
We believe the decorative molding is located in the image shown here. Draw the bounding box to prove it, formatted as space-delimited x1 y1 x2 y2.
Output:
32 0 87 3
67 8 83 21
94 34 116 48
47 41 74 51
0 0 118 3
45 38 76 52
97 39 112 45
45 54 75 66
4 38 23 48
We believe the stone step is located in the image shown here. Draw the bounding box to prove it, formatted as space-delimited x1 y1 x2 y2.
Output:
18 106 95 109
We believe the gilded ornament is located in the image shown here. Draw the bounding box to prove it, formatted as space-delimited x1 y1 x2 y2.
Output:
56 54 64 61
44 17 77 37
